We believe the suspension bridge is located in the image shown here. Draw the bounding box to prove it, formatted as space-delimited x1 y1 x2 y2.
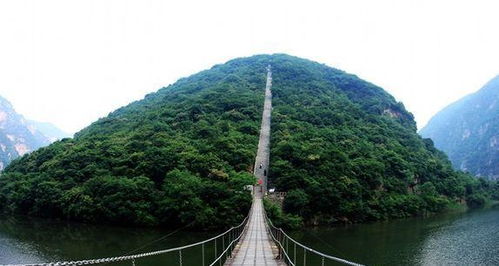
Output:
3 66 362 266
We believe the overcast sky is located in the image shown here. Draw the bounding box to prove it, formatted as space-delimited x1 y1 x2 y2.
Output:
1 0 498 134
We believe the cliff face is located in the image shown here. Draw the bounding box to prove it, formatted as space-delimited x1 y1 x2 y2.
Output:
420 75 499 180
0 96 52 170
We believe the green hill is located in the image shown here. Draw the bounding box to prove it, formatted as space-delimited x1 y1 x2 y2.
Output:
0 54 494 228
267 56 495 223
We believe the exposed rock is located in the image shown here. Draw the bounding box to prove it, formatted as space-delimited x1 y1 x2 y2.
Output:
0 95 68 170
383 108 402 118
421 75 499 180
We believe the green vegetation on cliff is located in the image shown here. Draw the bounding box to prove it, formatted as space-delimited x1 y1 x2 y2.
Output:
420 75 499 180
0 54 496 228
267 55 496 223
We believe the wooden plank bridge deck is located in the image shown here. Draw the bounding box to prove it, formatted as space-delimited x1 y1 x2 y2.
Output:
225 66 282 265
227 198 281 266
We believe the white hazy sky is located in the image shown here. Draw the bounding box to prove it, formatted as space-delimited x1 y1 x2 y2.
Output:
1 0 498 134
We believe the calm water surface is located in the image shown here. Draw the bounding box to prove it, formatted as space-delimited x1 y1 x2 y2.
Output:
0 217 217 265
290 205 499 265
1 206 498 265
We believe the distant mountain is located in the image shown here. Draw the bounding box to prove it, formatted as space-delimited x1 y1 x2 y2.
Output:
28 120 71 142
420 75 499 180
0 96 66 170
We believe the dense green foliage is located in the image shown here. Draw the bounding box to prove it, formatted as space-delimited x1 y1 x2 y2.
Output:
267 55 496 224
420 75 499 180
0 54 496 229
263 198 302 230
0 57 277 229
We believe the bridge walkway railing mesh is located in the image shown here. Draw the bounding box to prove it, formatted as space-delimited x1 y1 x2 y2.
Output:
263 208 364 266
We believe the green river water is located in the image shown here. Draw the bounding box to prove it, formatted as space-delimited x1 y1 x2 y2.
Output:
1 205 498 265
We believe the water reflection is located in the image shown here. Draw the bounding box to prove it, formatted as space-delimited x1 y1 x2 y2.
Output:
418 207 499 265
0 216 215 265
2 207 498 265
290 206 499 265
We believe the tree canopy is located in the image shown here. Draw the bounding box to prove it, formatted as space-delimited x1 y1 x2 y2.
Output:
267 55 497 224
0 56 276 229
0 54 496 228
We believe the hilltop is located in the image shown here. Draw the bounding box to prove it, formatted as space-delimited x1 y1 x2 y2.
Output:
0 54 495 228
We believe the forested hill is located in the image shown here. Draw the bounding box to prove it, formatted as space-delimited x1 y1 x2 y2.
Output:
420 75 499 180
267 56 496 224
0 54 495 229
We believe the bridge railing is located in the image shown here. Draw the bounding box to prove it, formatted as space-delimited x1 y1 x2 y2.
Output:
264 211 364 266
6 208 251 266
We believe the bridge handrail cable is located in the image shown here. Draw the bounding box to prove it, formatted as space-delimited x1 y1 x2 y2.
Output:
263 209 364 266
4 206 252 266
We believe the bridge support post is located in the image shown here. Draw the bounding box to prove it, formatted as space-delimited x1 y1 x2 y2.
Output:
228 230 232 258
285 236 288 261
202 243 205 266
294 242 297 264
179 250 182 266
278 230 282 260
304 249 307 266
